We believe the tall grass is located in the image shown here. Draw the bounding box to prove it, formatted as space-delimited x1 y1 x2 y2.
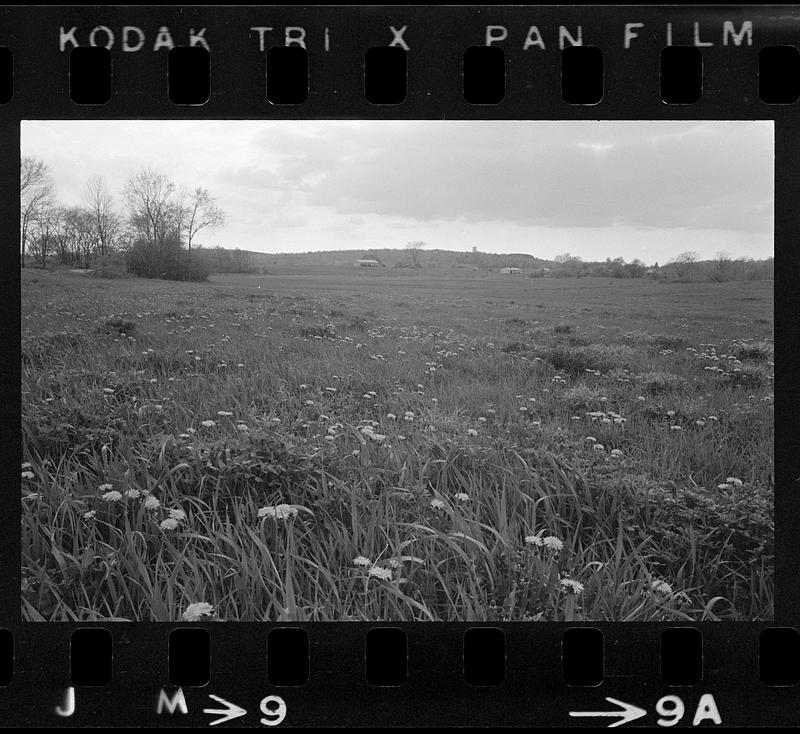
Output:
21 271 774 621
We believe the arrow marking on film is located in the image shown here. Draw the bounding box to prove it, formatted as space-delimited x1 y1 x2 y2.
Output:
569 697 647 728
203 694 247 726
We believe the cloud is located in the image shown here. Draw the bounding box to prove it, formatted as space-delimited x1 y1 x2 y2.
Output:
300 121 772 234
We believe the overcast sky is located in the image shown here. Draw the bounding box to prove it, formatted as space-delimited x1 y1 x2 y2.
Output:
22 120 773 264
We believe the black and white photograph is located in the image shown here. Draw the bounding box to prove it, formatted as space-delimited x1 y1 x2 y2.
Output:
20 119 774 622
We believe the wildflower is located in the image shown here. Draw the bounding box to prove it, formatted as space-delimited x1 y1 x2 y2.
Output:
103 388 114 394
299 384 308 389
125 489 141 499
519 406 528 412
585 436 597 443
430 499 446 511
560 578 584 594
21 462 31 470
525 535 544 546
610 449 623 458
169 508 187 522
21 471 35 480
636 396 646 402
98 483 113 492
478 416 486 423
455 492 470 502
650 580 673 595
102 490 123 502
726 477 743 487
717 483 732 490
386 413 397 420
670 425 682 431
542 536 564 551
237 424 249 431
160 518 179 531
354 556 372 567
201 420 216 428
666 410 676 417
368 566 393 581
467 428 478 437
182 602 214 621
305 400 315 406
258 504 298 520
83 510 96 519
217 411 233 417
593 443 605 451
695 420 706 427
144 495 161 510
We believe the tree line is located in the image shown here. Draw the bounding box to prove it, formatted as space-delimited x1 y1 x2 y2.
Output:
20 157 225 280
546 251 773 282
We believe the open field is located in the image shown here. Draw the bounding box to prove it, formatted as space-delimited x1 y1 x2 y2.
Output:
21 269 774 621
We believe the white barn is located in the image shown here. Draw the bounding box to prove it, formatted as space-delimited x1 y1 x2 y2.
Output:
500 267 522 275
355 259 384 268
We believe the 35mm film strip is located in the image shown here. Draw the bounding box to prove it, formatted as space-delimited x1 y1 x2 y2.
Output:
1 4 798 728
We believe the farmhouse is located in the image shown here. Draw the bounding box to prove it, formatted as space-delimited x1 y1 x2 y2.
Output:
500 266 522 275
355 259 385 268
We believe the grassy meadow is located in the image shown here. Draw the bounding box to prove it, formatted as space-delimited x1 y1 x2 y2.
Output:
21 268 774 621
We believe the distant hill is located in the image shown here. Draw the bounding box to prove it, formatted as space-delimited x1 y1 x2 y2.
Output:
201 247 550 272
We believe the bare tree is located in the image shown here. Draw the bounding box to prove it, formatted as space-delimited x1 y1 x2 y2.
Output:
183 187 225 275
28 205 58 267
20 157 54 267
713 250 732 282
85 176 121 262
123 169 180 276
405 240 426 268
673 251 700 280
123 168 177 248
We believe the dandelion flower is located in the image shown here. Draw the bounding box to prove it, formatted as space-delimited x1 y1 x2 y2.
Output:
695 420 706 427
650 580 673 595
353 555 372 567
610 449 623 458
726 477 743 487
368 566 393 581
201 420 216 428
542 536 564 551
455 492 470 502
670 425 682 431
21 462 31 470
169 508 187 522
593 443 605 451
102 490 123 502
182 602 214 621
467 428 478 437
259 504 298 520
386 413 397 420
717 483 732 490
83 510 96 519
160 518 179 531
560 578 584 594
125 489 141 499
217 411 233 417
585 436 597 443
525 535 544 546
430 499 446 511
21 471 34 480
98 483 113 492
144 495 161 510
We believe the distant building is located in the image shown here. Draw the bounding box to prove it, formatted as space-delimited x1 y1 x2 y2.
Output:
500 267 522 275
355 259 385 268
472 246 477 253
